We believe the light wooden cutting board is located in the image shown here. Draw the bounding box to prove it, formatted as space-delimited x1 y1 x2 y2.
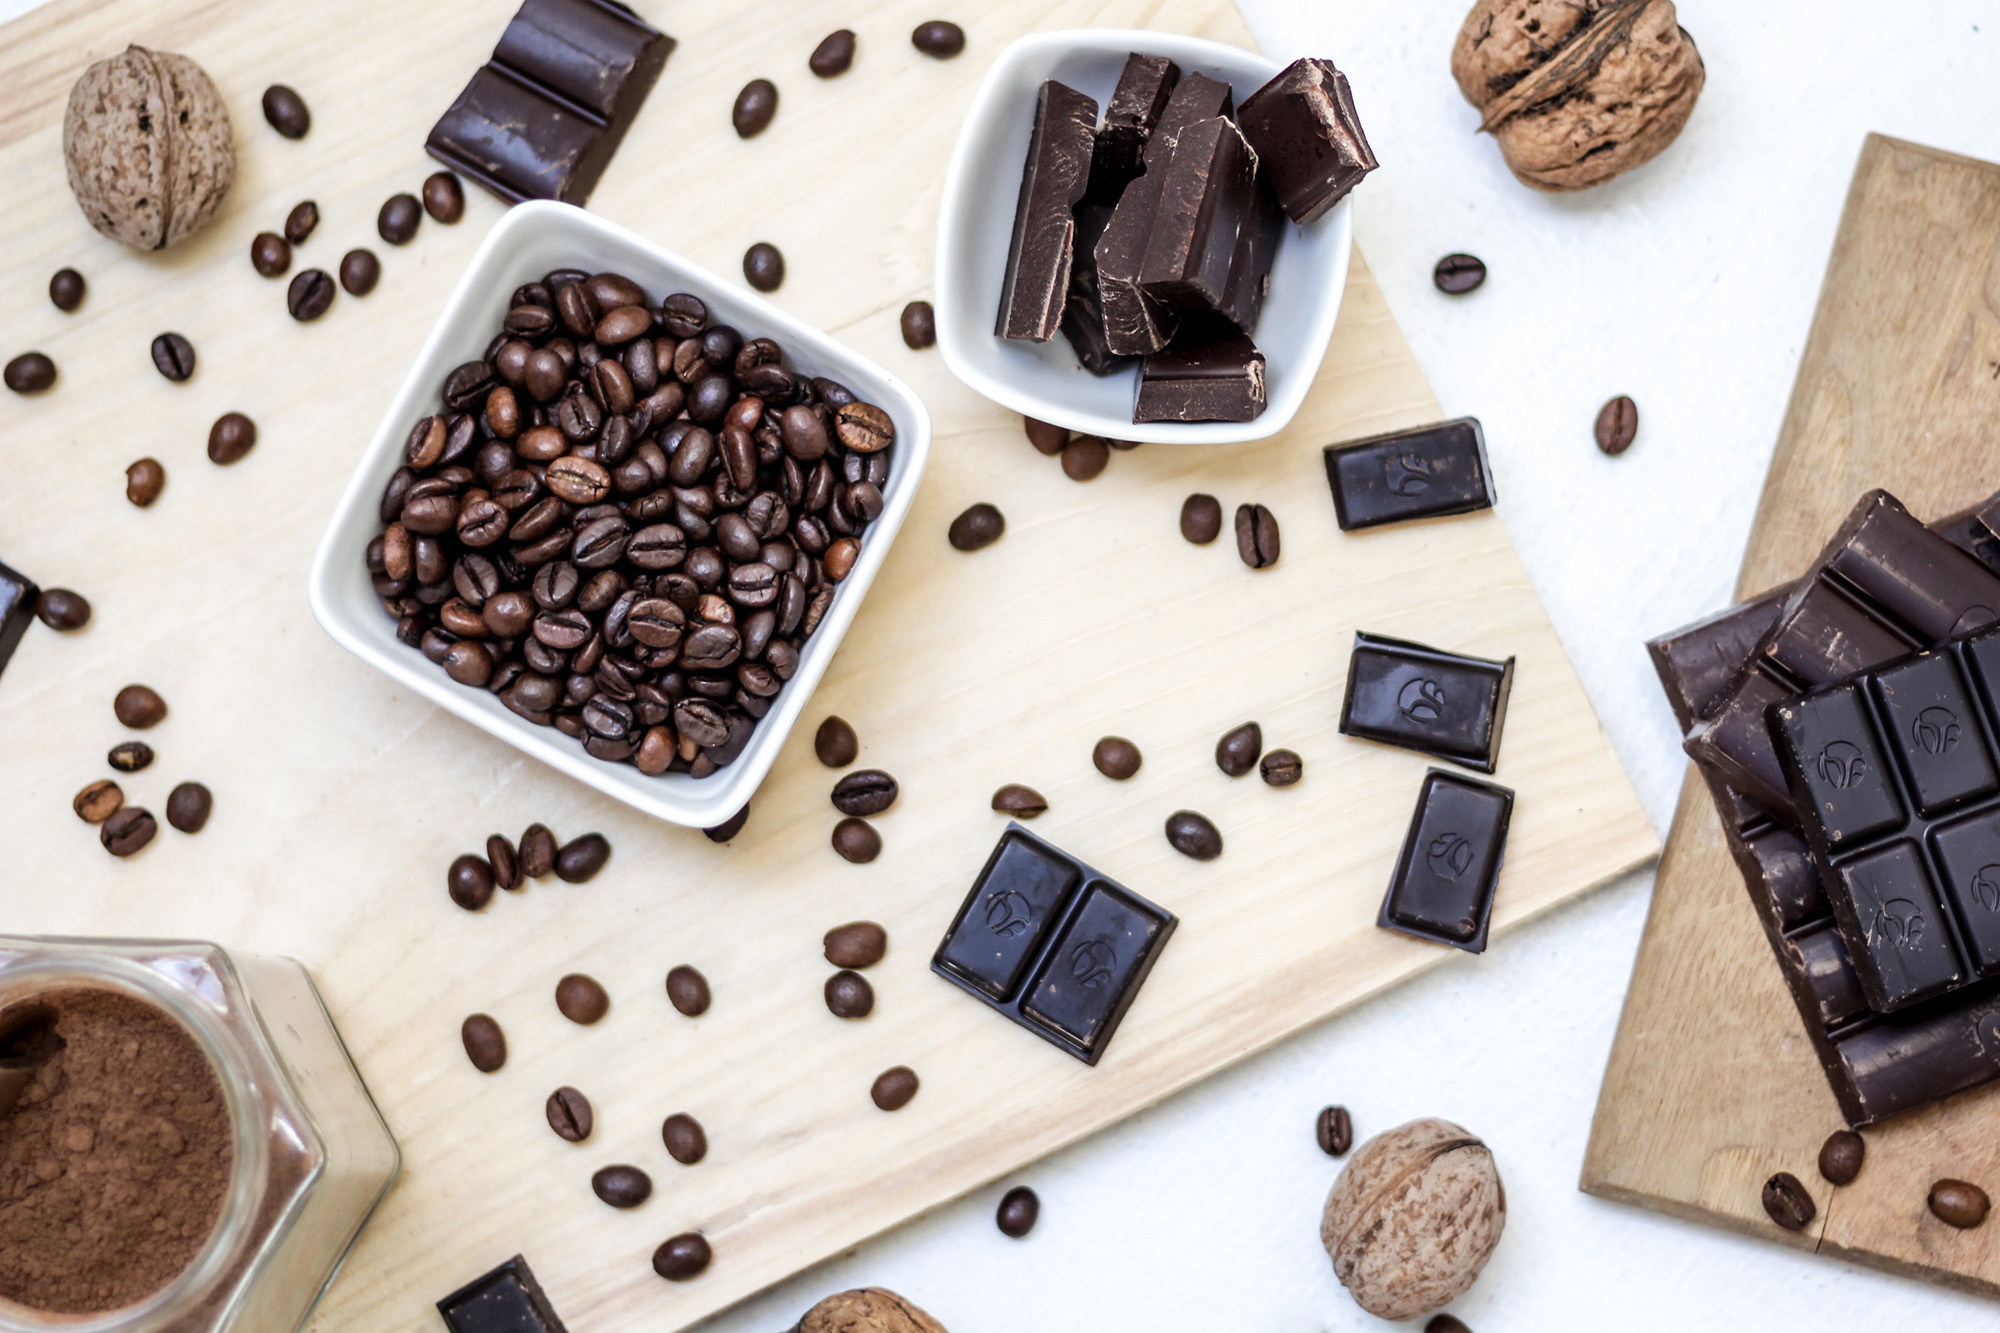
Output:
1585 135 2000 1298
0 0 1655 1327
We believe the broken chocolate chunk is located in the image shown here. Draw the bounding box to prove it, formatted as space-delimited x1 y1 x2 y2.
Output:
1236 57 1376 224
1060 203 1135 376
1085 52 1181 204
996 80 1100 342
1134 328 1266 423
1138 116 1260 318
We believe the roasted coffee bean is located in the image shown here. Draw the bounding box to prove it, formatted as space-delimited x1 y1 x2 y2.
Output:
49 267 86 311
742 242 785 292
1093 736 1141 779
126 457 165 507
824 921 887 969
442 639 494 685
114 683 168 729
662 1111 708 1163
1818 1129 1864 1186
832 816 881 864
35 588 90 630
100 806 156 857
150 332 196 381
586 272 646 311
5 352 56 394
652 1233 711 1281
832 769 897 816
871 1065 919 1110
1929 1179 1991 1229
703 802 750 841
947 503 1004 551
1165 810 1222 861
1425 1317 1472 1333
461 1013 507 1072
779 405 830 462
108 741 154 773
1762 1172 1815 1231
423 171 465 223
835 402 895 453
519 823 557 878
448 853 495 910
1061 435 1109 481
208 410 258 464
548 455 611 504
900 300 936 349
666 964 712 1017
996 1186 1039 1237
1316 1105 1354 1156
819 539 856 582
825 969 875 1019
1216 722 1262 777
340 248 381 296
1595 394 1639 455
378 193 422 245
816 715 858 767
595 306 653 348
262 84 310 138
251 231 292 276
555 832 611 882
1024 417 1067 455
74 779 124 823
1260 749 1303 787
284 199 320 244
1235 504 1280 568
166 781 213 833
1433 252 1487 294
556 972 610 1024
912 19 966 56
810 28 856 76
546 1085 593 1142
592 1164 652 1209
733 78 778 137
288 268 335 320
992 784 1047 818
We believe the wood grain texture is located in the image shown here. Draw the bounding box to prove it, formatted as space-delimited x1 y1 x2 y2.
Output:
0 0 1654 1327
1585 134 2000 1298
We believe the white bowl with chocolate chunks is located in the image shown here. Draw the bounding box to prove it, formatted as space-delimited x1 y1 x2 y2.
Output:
309 201 932 829
935 31 1372 444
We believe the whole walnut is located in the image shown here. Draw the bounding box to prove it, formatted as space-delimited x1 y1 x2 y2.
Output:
64 45 236 250
1320 1117 1505 1321
1452 0 1703 191
793 1287 948 1333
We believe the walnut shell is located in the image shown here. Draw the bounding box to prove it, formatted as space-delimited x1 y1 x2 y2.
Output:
1320 1117 1505 1321
64 45 236 250
793 1287 948 1333
1452 0 1703 192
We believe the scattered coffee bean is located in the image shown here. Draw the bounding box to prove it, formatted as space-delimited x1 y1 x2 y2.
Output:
556 972 610 1024
592 1164 652 1208
911 19 965 57
1433 253 1487 294
555 833 611 883
1595 394 1638 455
992 784 1047 818
1929 1179 1991 1229
49 268 86 311
73 779 123 824
1235 504 1280 569
662 1111 708 1164
900 300 936 349
207 411 257 465
1260 749 1303 788
1165 810 1222 861
340 248 380 296
107 741 154 773
825 969 875 1019
423 171 465 224
666 964 712 1017
1761 1172 1815 1231
284 199 319 244
652 1233 711 1281
1818 1129 1864 1186
1216 722 1262 777
546 1085 593 1142
486 834 521 890
733 78 778 137
1425 1317 1473 1333
1024 416 1068 455
113 684 167 729
1061 435 1109 481
126 457 165 507
519 824 557 878
378 193 422 245
166 781 212 833
461 1014 506 1071
872 1065 919 1110
251 231 291 277
262 84 310 138
1316 1105 1353 1157
824 920 887 969
947 503 1005 551
100 806 156 857
832 817 881 863
996 1185 1038 1238
149 332 196 382
5 353 56 394
832 769 898 816
448 853 495 910
743 242 785 292
1180 493 1222 544
35 589 90 631
705 805 751 842
1093 736 1141 779
816 716 859 768
810 28 856 77
288 268 335 321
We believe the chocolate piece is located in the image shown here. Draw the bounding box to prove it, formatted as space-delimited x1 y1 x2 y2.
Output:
438 1254 570 1333
1379 769 1512 952
426 0 675 206
1085 53 1180 203
0 559 40 683
995 80 1099 342
1134 328 1265 423
1236 57 1377 224
1340 632 1514 773
1137 116 1258 315
1059 203 1134 376
1323 418 1496 530
1218 171 1285 334
932 823 1176 1064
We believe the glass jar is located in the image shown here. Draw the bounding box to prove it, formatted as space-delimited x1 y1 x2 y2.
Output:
0 936 399 1333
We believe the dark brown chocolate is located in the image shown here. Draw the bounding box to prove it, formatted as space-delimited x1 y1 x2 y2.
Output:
1085 53 1180 204
1059 204 1134 376
996 80 1100 342
1134 328 1265 423
1137 116 1259 317
1235 57 1377 224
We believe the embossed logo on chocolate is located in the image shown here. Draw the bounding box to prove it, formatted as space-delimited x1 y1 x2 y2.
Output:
1068 940 1115 988
1914 707 1961 755
1815 740 1867 789
1425 832 1473 880
982 890 1033 938
1869 897 1926 950
1384 452 1434 496
1973 865 2000 913
1397 677 1446 723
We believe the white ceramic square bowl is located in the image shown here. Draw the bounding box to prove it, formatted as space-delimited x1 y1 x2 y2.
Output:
308 201 932 829
934 30 1354 446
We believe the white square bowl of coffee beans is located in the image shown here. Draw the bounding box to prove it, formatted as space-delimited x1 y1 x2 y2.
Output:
309 200 932 830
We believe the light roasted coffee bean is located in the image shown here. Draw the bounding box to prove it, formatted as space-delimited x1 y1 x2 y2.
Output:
73 779 124 823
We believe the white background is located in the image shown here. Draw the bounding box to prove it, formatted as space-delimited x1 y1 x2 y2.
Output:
8 0 2000 1328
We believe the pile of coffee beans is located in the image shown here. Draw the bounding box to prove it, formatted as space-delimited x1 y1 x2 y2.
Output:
445 823 607 910
1021 415 1136 482
367 268 898 778
73 683 211 857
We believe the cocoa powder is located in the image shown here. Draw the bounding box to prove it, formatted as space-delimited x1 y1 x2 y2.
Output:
0 988 232 1313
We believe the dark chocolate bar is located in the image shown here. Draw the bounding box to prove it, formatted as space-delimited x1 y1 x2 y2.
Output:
1378 769 1512 953
1133 328 1265 423
1084 53 1180 205
1322 418 1496 531
438 1255 570 1333
1137 116 1258 316
0 559 39 683
1059 203 1134 376
1235 57 1377 224
932 823 1176 1064
996 80 1100 342
426 0 674 206
1217 171 1285 335
1340 632 1514 773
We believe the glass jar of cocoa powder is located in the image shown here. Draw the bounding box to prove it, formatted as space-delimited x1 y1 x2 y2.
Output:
0 936 399 1333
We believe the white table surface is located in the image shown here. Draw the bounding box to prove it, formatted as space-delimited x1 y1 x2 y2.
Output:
7 0 2000 1328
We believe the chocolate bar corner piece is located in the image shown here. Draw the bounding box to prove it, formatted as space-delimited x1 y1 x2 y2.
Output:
1133 329 1265 424
1323 418 1496 531
438 1254 570 1333
1340 632 1514 773
996 80 1100 343
1236 57 1377 224
1060 204 1135 376
1137 116 1259 316
1379 769 1512 953
1084 52 1181 205
0 559 40 683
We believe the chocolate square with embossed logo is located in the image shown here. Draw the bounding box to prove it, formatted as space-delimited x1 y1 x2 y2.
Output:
437 1254 570 1333
0 558 39 685
1378 769 1512 954
935 830 1082 1001
1322 418 1496 532
1020 883 1172 1059
1340 631 1514 773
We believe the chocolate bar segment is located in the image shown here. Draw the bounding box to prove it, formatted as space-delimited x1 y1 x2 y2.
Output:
0 559 39 684
1235 57 1377 224
1340 632 1514 773
438 1255 570 1333
1059 203 1134 376
1217 173 1285 334
1378 770 1512 953
1323 418 1497 531
1138 116 1258 315
935 829 1082 1001
1018 882 1174 1061
1133 328 1265 423
1084 53 1180 204
995 80 1099 342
